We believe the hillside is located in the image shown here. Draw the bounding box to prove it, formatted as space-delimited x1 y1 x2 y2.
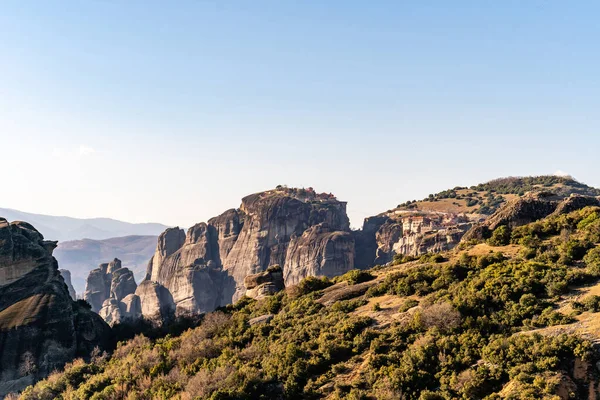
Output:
54 236 158 295
393 175 599 216
19 196 600 399
0 208 168 241
355 176 600 266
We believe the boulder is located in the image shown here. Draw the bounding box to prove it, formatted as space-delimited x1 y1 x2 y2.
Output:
135 280 175 321
120 293 142 320
248 314 274 325
245 265 285 299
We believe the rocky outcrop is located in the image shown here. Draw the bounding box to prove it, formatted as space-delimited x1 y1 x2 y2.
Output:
245 265 285 300
59 269 76 299
355 212 473 266
137 187 355 320
0 218 111 396
463 193 600 241
83 258 139 325
283 225 354 286
135 280 175 321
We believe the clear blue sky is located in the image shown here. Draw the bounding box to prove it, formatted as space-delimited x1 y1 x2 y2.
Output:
1 1 599 228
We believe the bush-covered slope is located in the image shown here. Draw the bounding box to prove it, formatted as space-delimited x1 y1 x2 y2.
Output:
17 204 600 400
395 175 600 216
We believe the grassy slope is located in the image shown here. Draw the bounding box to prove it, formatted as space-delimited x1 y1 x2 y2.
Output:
391 176 600 217
18 204 600 400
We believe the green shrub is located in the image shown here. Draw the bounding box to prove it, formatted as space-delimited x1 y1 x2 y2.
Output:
488 226 511 246
289 276 332 297
572 295 600 313
336 269 375 285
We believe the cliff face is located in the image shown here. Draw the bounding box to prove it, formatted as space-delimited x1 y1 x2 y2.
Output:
83 258 139 325
355 212 474 267
0 218 111 396
137 188 355 319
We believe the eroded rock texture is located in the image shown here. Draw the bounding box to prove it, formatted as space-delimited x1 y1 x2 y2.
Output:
83 258 139 325
137 188 355 320
354 212 473 267
0 218 111 396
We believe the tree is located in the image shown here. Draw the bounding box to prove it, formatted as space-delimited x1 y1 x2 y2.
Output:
19 351 37 376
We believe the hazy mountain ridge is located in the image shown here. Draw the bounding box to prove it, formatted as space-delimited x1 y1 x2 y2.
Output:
0 208 168 241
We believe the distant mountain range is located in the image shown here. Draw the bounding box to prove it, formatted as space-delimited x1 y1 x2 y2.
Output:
0 208 169 241
54 235 158 295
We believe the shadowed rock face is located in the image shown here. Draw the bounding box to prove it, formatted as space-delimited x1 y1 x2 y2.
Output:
83 258 139 325
137 188 355 320
0 218 111 396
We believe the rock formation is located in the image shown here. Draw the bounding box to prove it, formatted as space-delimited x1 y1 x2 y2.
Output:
59 269 76 299
245 265 285 300
54 234 159 295
84 258 139 325
0 218 111 396
137 187 355 319
354 212 474 267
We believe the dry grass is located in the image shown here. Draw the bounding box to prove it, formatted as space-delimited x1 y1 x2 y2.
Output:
317 280 378 307
466 243 521 257
395 189 519 215
353 294 414 327
524 281 600 344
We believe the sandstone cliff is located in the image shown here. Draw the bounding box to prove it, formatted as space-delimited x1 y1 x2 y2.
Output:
137 187 355 319
83 258 139 325
0 218 111 396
